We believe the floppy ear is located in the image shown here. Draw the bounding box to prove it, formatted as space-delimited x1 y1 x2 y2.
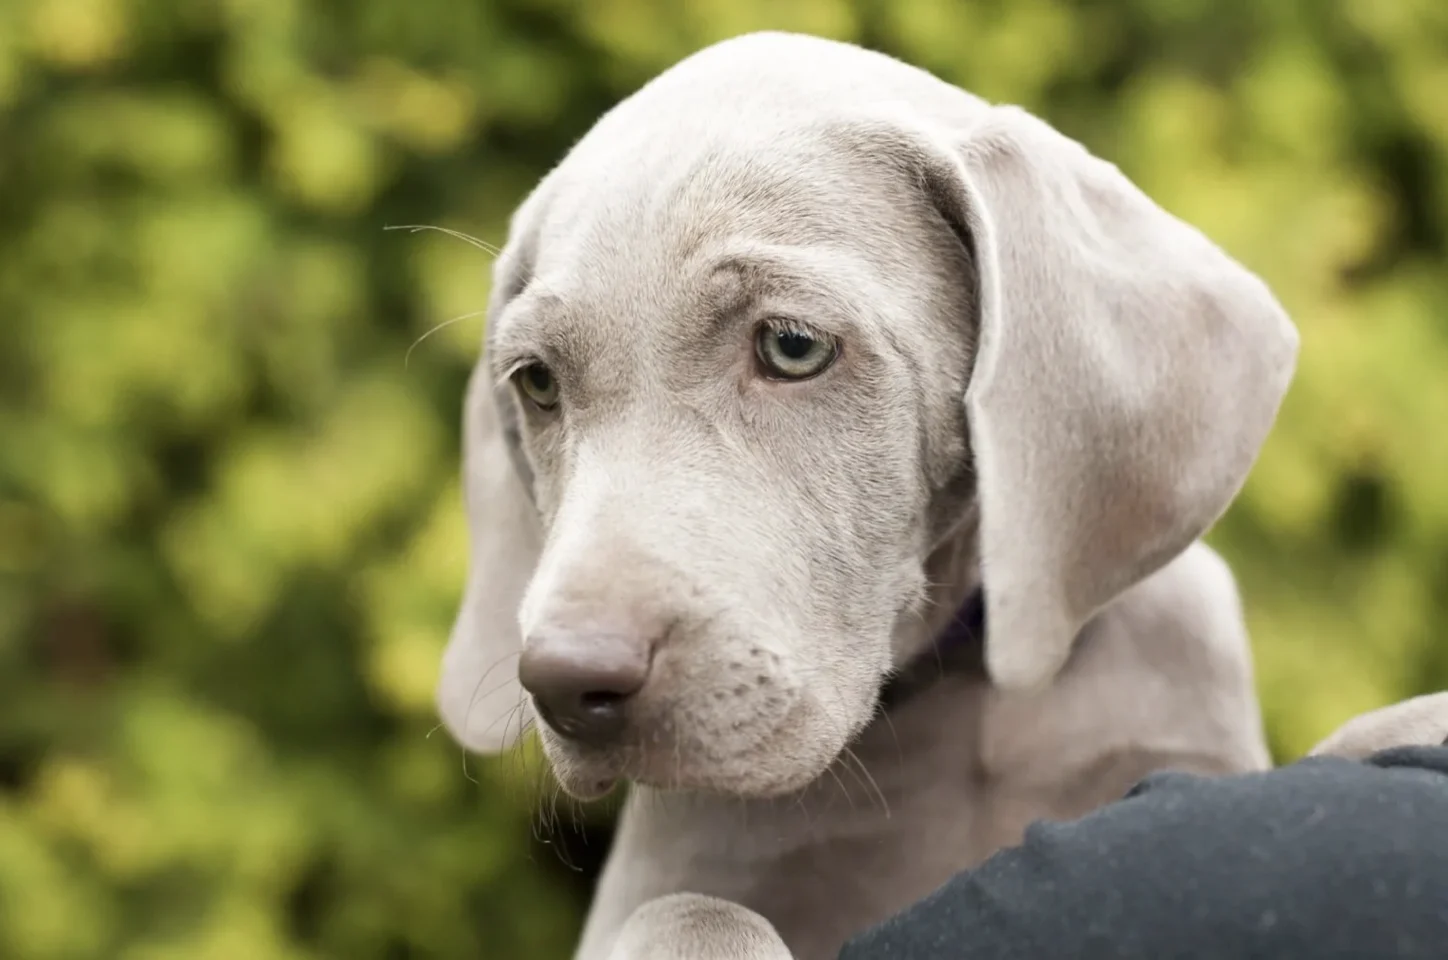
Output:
436 367 540 753
907 106 1299 691
436 231 542 753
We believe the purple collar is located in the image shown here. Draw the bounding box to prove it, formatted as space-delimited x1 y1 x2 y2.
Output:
878 589 986 711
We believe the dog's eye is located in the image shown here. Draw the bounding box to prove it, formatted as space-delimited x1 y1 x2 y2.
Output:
515 362 560 409
755 324 837 380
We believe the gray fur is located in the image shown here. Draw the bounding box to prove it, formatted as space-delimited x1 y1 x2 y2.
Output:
1310 692 1448 760
432 32 1430 960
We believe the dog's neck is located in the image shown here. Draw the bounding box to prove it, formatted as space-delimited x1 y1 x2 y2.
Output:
576 572 996 960
580 683 994 960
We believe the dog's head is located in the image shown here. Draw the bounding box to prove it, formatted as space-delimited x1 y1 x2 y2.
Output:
437 33 1298 799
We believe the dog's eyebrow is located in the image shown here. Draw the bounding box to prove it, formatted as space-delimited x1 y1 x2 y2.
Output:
487 245 871 382
700 246 870 337
488 291 575 380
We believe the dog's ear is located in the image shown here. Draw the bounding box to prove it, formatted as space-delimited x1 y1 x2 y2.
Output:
898 106 1299 691
436 214 543 754
1310 692 1448 760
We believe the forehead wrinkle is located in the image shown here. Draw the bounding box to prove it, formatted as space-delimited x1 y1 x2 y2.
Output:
701 244 875 337
487 291 585 378
656 129 898 248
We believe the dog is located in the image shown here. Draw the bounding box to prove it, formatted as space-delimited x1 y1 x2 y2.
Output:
431 31 1439 960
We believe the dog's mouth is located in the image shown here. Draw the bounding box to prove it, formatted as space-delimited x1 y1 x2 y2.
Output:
535 682 848 800
533 595 986 800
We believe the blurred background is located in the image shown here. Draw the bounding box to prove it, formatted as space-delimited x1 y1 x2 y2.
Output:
2 0 1446 956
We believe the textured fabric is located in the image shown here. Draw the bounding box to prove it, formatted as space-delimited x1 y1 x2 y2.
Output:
838 747 1448 959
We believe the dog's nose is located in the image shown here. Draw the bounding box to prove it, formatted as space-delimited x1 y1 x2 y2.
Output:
518 629 652 746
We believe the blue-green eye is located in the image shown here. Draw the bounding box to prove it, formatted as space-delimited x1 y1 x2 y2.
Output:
756 325 837 380
515 362 560 408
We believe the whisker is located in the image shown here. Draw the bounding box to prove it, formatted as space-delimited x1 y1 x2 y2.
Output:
544 782 584 872
404 307 488 368
878 708 905 767
823 763 854 813
510 716 537 780
475 672 531 723
493 698 529 751
793 793 817 833
384 223 504 257
843 746 891 818
533 765 559 849
505 705 538 787
529 764 549 847
834 751 871 809
460 650 522 743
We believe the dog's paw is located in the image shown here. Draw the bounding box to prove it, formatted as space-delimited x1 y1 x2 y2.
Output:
606 893 793 960
1310 691 1448 760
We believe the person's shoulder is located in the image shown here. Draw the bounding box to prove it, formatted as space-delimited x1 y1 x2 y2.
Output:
1121 743 1448 807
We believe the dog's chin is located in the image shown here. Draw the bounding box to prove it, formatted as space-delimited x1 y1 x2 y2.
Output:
539 701 868 801
544 746 847 801
544 759 621 802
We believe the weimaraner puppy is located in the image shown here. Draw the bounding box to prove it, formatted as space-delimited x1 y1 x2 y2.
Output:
434 31 1442 960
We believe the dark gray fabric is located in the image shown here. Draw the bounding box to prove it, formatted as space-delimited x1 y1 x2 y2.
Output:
838 746 1448 959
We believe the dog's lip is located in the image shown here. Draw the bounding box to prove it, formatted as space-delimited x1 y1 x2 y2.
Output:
537 732 628 796
549 740 830 799
549 762 623 800
540 683 832 796
547 740 720 794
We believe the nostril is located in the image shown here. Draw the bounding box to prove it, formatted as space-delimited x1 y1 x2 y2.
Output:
576 691 628 734
535 689 631 746
517 629 653 745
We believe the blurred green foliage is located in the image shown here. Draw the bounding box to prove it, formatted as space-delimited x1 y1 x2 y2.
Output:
1 0 1446 956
